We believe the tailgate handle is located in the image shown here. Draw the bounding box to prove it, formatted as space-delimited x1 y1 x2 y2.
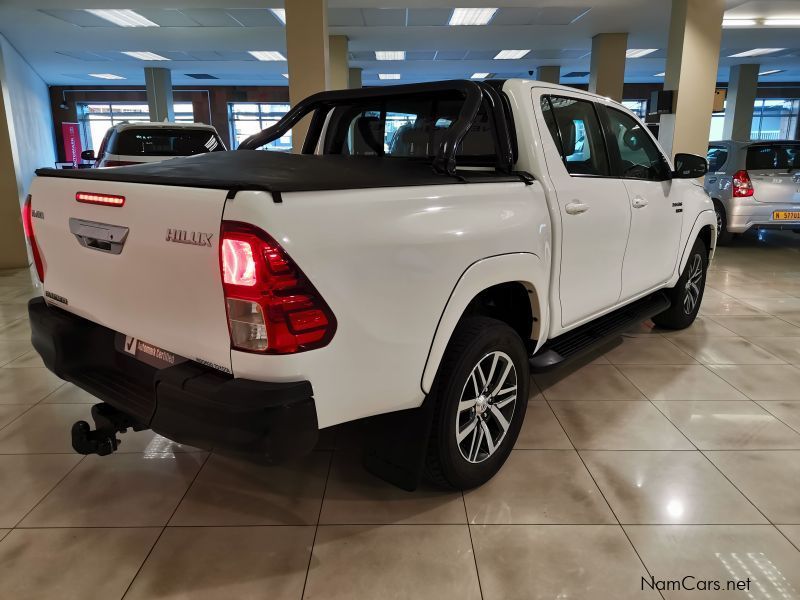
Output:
69 218 129 255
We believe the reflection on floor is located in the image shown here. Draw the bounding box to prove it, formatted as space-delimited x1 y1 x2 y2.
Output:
2 230 800 599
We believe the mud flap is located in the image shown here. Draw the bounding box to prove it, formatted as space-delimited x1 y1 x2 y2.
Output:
362 396 435 492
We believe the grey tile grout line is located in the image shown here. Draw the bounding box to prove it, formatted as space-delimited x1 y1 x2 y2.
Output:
0 381 72 433
462 495 485 600
120 451 213 600
299 447 335 600
752 401 800 437
544 397 667 600
10 454 87 529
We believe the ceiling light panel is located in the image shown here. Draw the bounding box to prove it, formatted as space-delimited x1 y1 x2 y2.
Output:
248 50 287 61
84 9 159 27
378 73 401 80
722 19 757 27
89 73 125 80
449 8 498 26
654 72 666 77
626 48 657 58
122 51 170 61
729 48 785 57
375 51 406 61
764 19 800 26
270 8 286 24
759 69 784 76
494 49 530 60
471 72 490 79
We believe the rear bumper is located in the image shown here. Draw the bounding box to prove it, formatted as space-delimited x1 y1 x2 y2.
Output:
725 197 800 233
28 296 318 460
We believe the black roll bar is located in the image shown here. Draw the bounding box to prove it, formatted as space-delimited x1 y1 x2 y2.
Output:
237 80 511 176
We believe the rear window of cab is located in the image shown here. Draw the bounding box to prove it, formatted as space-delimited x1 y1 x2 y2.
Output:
111 129 223 157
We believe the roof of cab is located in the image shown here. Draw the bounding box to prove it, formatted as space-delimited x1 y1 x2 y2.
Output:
112 121 218 132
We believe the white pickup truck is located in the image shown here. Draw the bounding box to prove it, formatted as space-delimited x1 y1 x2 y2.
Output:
26 80 715 490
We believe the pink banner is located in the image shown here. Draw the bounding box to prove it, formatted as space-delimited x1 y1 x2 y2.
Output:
61 122 83 167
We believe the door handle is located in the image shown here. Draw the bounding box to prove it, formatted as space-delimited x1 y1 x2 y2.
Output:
632 197 648 209
565 201 589 215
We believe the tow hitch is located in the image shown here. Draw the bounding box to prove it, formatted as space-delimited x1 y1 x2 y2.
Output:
71 403 146 456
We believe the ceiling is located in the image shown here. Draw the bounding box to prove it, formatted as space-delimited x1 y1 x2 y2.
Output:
1 0 800 87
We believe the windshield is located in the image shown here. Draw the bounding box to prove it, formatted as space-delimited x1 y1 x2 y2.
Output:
746 143 800 171
111 129 223 157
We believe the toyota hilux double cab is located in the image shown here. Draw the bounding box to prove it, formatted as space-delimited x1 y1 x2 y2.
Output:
24 80 715 490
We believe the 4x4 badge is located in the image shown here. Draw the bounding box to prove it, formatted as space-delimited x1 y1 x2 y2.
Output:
166 229 214 247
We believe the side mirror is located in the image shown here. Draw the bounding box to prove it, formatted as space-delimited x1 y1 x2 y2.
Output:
80 149 95 161
673 153 708 179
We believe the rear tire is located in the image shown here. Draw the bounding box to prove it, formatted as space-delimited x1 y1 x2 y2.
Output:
714 201 734 246
424 316 529 489
652 237 708 330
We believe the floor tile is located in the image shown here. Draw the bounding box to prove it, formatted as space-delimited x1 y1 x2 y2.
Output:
0 527 159 600
171 452 329 526
708 364 800 400
515 401 572 449
743 296 800 315
0 318 31 341
464 450 615 524
699 296 764 316
471 525 658 600
3 349 46 369
304 525 481 600
581 450 766 524
617 365 747 400
659 316 737 338
125 526 314 600
625 525 800 599
604 337 696 365
0 304 30 322
747 337 800 365
710 315 800 337
0 529 8 542
778 525 800 550
320 452 465 525
757 401 800 433
705 451 800 524
0 403 29 429
0 368 64 404
710 282 790 298
0 403 92 453
39 383 96 403
0 454 81 527
551 401 692 450
535 364 645 401
669 336 785 365
21 452 205 527
0 340 34 366
655 401 800 449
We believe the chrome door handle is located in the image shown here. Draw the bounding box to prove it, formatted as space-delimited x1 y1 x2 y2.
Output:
632 197 648 209
565 201 589 215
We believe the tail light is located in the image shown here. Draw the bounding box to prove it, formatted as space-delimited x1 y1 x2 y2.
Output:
732 170 754 197
220 221 336 354
22 195 45 282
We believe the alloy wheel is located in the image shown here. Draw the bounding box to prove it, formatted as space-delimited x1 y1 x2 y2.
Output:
683 253 704 314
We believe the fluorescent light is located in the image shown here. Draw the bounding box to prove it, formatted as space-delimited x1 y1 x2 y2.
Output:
626 48 657 58
471 72 490 79
248 50 286 61
282 73 289 78
759 69 784 76
655 72 666 77
270 8 286 24
729 48 784 57
378 73 401 80
449 8 497 26
764 18 800 26
722 18 758 27
122 51 170 61
89 73 125 80
375 51 405 61
85 9 158 27
494 49 530 60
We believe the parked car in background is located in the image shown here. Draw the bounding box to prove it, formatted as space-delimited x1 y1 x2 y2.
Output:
81 122 225 168
705 140 800 244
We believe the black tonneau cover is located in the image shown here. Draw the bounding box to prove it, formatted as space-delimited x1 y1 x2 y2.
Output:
35 151 525 194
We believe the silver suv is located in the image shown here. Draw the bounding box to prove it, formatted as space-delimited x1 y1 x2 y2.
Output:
705 140 800 244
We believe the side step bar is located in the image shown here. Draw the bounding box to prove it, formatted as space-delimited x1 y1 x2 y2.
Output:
529 292 670 373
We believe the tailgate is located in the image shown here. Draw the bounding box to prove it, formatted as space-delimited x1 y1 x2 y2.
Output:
29 176 232 373
751 170 800 204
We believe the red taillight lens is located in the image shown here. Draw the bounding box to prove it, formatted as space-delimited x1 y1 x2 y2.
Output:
732 170 754 198
101 160 140 168
220 221 336 354
22 195 45 282
76 192 125 207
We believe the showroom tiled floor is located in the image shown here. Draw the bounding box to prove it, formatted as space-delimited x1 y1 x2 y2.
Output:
2 231 800 599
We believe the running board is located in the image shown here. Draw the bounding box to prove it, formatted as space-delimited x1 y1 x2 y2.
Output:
529 292 671 373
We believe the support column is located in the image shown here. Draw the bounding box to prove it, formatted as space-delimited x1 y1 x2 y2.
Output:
286 0 329 152
144 67 174 122
536 66 560 84
0 72 27 267
348 67 363 89
588 33 627 101
722 64 758 141
329 35 349 90
658 0 724 157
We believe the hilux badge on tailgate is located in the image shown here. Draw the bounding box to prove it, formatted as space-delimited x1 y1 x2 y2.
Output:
166 229 214 247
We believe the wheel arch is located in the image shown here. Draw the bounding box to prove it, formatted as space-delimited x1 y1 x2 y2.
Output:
669 210 717 287
420 253 548 394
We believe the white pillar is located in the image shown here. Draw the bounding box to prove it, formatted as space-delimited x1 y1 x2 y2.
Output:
722 64 759 141
329 35 349 90
589 33 627 101
144 67 174 122
348 67 363 89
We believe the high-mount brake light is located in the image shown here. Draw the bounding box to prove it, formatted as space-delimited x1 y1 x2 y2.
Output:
732 170 754 198
220 221 336 354
75 192 126 206
22 195 45 282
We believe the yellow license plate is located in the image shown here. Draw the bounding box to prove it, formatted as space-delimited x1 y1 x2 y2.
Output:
773 211 800 220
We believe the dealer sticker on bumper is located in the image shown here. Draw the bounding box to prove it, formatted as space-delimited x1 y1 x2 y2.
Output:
773 211 800 220
115 334 187 370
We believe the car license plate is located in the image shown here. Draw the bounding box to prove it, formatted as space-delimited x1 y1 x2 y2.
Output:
114 333 186 370
773 211 800 220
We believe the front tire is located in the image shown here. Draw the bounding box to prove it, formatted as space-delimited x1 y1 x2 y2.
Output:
424 316 529 489
652 237 708 330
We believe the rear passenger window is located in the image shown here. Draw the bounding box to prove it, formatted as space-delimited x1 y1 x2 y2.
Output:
746 144 800 171
706 146 728 172
541 95 610 176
